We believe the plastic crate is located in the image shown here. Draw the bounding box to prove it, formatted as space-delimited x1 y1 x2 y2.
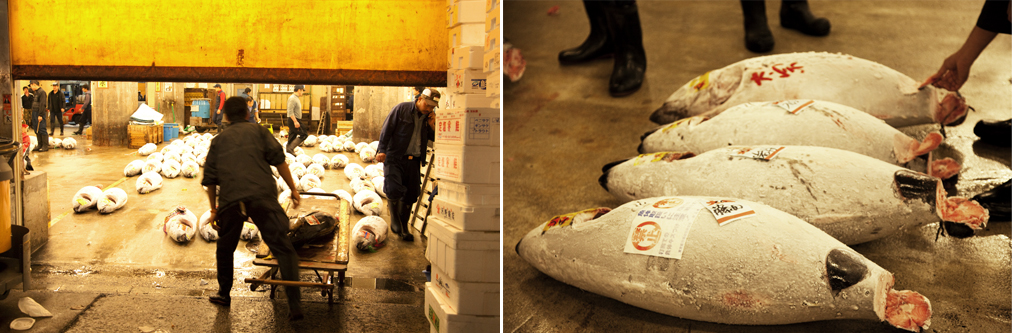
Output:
437 180 499 206
191 100 210 118
425 283 498 333
431 196 499 231
430 265 499 315
433 143 499 184
434 108 499 146
424 217 498 283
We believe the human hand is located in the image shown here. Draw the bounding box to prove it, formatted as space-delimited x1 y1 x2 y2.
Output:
290 192 301 209
294 121 300 128
427 112 435 127
376 153 386 163
209 211 220 231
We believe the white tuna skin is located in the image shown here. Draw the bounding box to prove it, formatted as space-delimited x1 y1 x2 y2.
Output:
653 52 961 127
642 100 942 165
603 146 939 245
517 197 929 328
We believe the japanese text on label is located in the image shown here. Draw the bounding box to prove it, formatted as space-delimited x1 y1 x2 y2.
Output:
623 198 702 259
772 100 815 114
729 146 786 161
703 199 756 226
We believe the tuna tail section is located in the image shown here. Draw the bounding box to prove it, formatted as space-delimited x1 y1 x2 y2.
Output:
893 170 938 207
826 248 869 292
599 159 630 192
971 179 1011 221
638 127 661 154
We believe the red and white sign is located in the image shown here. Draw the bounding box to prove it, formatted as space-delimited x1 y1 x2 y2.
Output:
623 198 701 259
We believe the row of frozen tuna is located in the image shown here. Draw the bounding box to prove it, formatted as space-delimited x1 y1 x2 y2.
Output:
71 186 127 214
45 137 78 150
517 52 986 331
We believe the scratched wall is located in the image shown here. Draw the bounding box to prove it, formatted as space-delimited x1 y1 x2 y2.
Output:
8 0 447 85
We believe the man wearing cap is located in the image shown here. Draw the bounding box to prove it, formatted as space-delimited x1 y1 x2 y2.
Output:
285 85 307 154
212 84 227 131
29 81 48 151
48 83 65 136
73 85 91 136
376 88 440 241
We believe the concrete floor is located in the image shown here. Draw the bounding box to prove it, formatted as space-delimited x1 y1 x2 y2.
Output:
504 1 1010 332
0 126 431 332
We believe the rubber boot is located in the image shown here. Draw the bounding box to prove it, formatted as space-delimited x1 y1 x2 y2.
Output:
972 179 1011 221
780 0 831 36
973 119 1012 147
388 198 404 236
741 0 774 53
286 136 304 155
286 286 303 321
558 0 614 64
399 201 415 241
603 0 646 97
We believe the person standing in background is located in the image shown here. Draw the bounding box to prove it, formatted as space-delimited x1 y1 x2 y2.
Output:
285 85 307 154
243 87 259 123
48 83 65 136
73 85 91 136
212 84 227 131
21 86 32 131
29 81 48 152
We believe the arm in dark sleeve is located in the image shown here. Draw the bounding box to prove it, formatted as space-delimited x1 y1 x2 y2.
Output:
58 92 65 110
262 127 285 165
977 0 1011 34
201 141 220 187
376 106 400 154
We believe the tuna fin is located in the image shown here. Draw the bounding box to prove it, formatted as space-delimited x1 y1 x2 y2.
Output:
935 92 968 126
894 133 942 163
893 170 939 206
927 158 960 180
638 127 662 154
826 248 869 292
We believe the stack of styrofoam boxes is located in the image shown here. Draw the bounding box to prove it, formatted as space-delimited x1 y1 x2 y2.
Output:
426 0 500 332
484 0 500 103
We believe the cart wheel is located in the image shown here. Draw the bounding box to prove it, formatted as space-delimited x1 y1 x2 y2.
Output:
321 289 327 297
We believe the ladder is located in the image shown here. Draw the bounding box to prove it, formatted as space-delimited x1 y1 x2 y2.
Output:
409 147 437 235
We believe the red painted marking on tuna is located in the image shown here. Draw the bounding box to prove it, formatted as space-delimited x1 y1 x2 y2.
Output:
722 290 763 309
632 221 661 251
771 62 804 78
750 72 772 86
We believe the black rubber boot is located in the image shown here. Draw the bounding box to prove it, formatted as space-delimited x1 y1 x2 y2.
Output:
741 0 774 53
972 179 1011 221
388 198 404 236
973 119 1012 147
286 137 304 155
558 0 614 64
603 0 646 97
399 201 415 242
780 0 831 36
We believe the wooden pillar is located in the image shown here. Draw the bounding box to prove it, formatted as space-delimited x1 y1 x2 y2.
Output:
92 81 137 147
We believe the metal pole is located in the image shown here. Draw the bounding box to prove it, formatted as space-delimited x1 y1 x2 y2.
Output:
1 0 22 227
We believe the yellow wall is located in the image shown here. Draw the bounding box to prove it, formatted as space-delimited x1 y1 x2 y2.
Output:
10 0 447 72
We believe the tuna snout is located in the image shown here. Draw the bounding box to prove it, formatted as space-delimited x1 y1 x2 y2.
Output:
650 104 689 125
600 159 629 192
638 128 661 154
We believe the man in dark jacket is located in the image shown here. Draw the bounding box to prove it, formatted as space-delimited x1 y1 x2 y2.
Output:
375 89 439 241
29 81 48 151
21 86 32 130
73 85 91 136
48 83 65 136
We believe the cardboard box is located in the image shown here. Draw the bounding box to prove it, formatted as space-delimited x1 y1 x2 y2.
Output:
430 265 499 316
485 6 499 32
482 49 499 74
448 69 486 95
442 93 497 110
433 143 499 184
431 196 499 231
486 71 500 98
448 23 485 48
446 1 484 28
437 180 500 206
336 121 353 136
434 108 499 146
485 0 499 13
425 283 499 333
448 46 484 70
128 123 163 148
484 27 499 53
425 217 499 283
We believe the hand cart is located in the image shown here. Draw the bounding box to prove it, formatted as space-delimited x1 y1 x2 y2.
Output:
244 193 351 304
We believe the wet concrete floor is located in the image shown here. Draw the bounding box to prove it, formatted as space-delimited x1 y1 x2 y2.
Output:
504 1 1010 332
0 127 430 332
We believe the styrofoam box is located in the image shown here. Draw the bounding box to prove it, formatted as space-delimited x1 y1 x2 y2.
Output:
448 69 486 95
486 71 500 98
438 179 499 206
425 283 499 333
446 1 484 28
435 108 500 146
484 27 499 53
485 0 499 13
433 143 500 184
430 265 499 316
449 23 484 48
448 46 483 70
442 93 497 110
483 49 499 74
432 196 499 231
490 97 499 109
485 6 499 33
425 216 499 282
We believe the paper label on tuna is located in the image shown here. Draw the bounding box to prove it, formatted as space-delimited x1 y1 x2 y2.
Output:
543 208 600 233
687 71 710 93
703 199 756 226
729 146 786 161
772 100 815 114
661 117 694 133
623 198 702 259
305 215 321 226
632 152 692 166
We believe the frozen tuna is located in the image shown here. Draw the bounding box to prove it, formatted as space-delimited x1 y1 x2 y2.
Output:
343 141 356 152
162 206 198 243
299 174 322 192
651 52 967 128
289 162 307 180
303 135 318 147
352 216 388 252
312 154 330 167
198 210 218 242
333 190 353 203
142 160 161 174
365 164 384 178
516 196 932 331
161 159 181 179
353 190 384 216
62 137 77 149
97 188 128 214
72 186 104 213
48 137 62 148
307 163 326 179
124 160 145 177
296 154 312 166
344 163 365 180
372 177 386 198
284 153 296 165
136 172 163 194
350 178 375 194
147 152 163 163
360 147 376 163
241 221 259 241
330 154 349 169
600 147 989 244
180 161 200 178
138 143 157 156
288 211 338 247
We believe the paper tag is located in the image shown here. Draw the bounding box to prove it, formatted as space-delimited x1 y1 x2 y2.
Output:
729 146 785 161
703 199 756 226
632 152 693 166
772 100 814 114
542 208 600 233
305 215 321 226
76 198 88 206
687 71 710 92
661 117 694 133
623 198 702 259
